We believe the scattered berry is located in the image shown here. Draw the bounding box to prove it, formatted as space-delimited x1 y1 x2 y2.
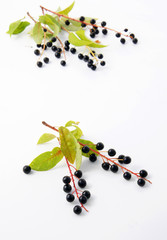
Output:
124 28 128 32
74 170 82 178
78 179 87 188
81 23 86 28
96 142 104 150
57 48 62 53
63 176 71 184
23 165 31 174
66 193 75 202
73 205 82 215
110 164 118 173
89 153 97 162
83 55 89 62
123 156 131 164
51 45 57 52
101 21 107 27
87 62 92 68
65 20 70 26
55 52 61 58
51 37 57 42
43 57 49 64
90 19 96 25
60 60 66 66
37 61 43 68
130 33 135 39
79 195 87 204
132 38 138 44
118 155 124 164
115 33 121 38
82 190 91 199
98 54 103 59
108 149 116 157
37 44 41 48
123 172 131 180
88 59 93 65
102 162 110 170
63 184 72 193
70 48 76 54
78 53 84 60
90 33 95 38
139 170 148 178
120 38 126 44
100 61 106 66
34 49 40 56
65 40 70 46
95 29 99 35
46 42 52 47
82 146 90 153
91 64 97 70
64 45 69 51
137 178 145 187
43 28 47 32
42 44 47 50
102 29 108 35
79 16 85 21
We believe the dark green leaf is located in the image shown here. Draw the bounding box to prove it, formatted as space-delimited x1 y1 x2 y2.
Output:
78 139 98 157
30 147 64 171
37 133 56 144
58 1 75 15
32 22 44 44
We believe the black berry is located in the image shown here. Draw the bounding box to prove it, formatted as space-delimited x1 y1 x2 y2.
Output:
42 44 47 50
63 184 72 193
118 155 124 164
66 193 75 202
51 45 57 52
100 61 106 66
55 52 61 58
51 37 57 42
123 172 131 180
79 195 87 204
64 45 69 51
90 50 96 57
57 48 62 53
91 64 96 71
88 59 93 65
37 61 43 68
78 179 87 188
90 19 96 25
73 205 82 215
95 29 99 35
137 178 145 187
89 153 97 162
90 33 95 38
110 164 118 173
60 60 66 66
132 38 138 44
98 54 103 59
37 44 41 48
78 53 84 60
79 16 85 21
96 142 104 150
115 33 121 38
82 190 91 199
83 55 89 62
23 165 31 174
123 156 131 164
46 42 52 47
81 23 86 28
139 170 148 178
120 38 126 44
108 149 116 157
43 28 47 32
65 20 70 26
70 48 76 54
34 49 40 56
130 33 135 39
102 162 110 170
102 29 108 35
43 57 49 64
82 146 90 153
101 21 107 27
87 62 92 68
74 170 82 178
65 40 70 46
124 28 128 32
63 176 71 184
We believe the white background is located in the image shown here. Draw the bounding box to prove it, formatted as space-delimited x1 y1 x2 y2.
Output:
0 0 167 239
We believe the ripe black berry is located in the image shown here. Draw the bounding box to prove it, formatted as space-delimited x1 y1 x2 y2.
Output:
90 50 96 56
101 21 107 27
23 165 31 174
41 44 47 50
90 28 95 34
34 49 40 56
139 170 148 178
130 33 135 39
63 184 72 193
123 172 131 180
78 53 84 60
70 48 76 54
110 164 118 173
79 195 87 204
51 45 57 52
102 29 108 35
98 54 103 59
102 162 110 170
46 42 52 47
63 176 71 184
88 59 93 65
65 40 70 46
60 60 66 66
74 170 82 178
43 28 47 32
82 146 90 153
73 205 82 215
82 190 91 199
120 38 126 44
64 45 69 51
37 61 43 68
100 61 106 66
137 178 145 187
132 38 138 44
51 37 57 42
65 20 70 26
124 28 128 32
118 155 124 164
91 65 96 71
123 156 131 164
79 16 85 21
95 29 99 35
81 23 86 28
66 193 75 202
78 179 87 188
57 48 62 53
37 44 41 48
55 52 61 58
96 142 104 150
115 33 121 38
90 33 95 38
87 63 92 68
83 55 89 62
108 149 116 157
89 153 97 162
43 57 49 64
90 19 96 24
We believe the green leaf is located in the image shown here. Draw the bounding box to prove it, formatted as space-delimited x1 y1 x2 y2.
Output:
65 121 80 127
7 19 30 36
39 14 61 36
75 142 82 170
88 42 107 48
59 126 78 164
30 147 64 171
75 30 92 42
61 23 82 32
65 121 83 139
68 32 91 46
78 139 98 157
32 22 44 44
37 133 56 144
58 1 75 15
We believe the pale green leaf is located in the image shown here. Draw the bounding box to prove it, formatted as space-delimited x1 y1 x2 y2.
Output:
68 32 91 46
30 147 64 171
7 19 30 36
88 42 107 48
65 121 80 127
58 1 75 15
78 139 98 157
37 133 56 144
71 127 83 139
32 22 44 44
75 30 92 42
75 142 82 170
39 15 61 36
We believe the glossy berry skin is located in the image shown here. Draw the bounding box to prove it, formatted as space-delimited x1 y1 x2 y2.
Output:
82 146 90 153
115 33 121 38
124 28 128 32
98 54 103 59
57 48 62 53
87 62 92 68
110 164 118 173
130 33 135 39
118 155 124 164
91 65 97 71
96 142 104 150
55 52 61 58
65 20 70 26
63 176 71 184
100 61 106 66
101 21 107 27
43 28 47 32
51 45 57 52
23 165 31 174
102 162 110 170
66 193 75 202
51 37 57 42
102 29 108 35
95 29 99 35
46 42 52 47
78 179 87 188
90 50 96 56
79 195 87 204
137 178 145 187
74 170 82 178
88 59 93 65
78 53 84 60
89 153 97 162
90 19 96 24
83 55 89 62
42 44 47 50
34 49 40 56
139 170 148 178
133 38 138 44
81 23 86 28
123 156 131 164
108 149 116 157
37 61 43 68
63 184 72 193
64 45 69 51
65 40 70 46
70 48 76 54
73 205 82 215
37 44 41 48
123 172 131 180
90 33 95 38
60 60 66 66
120 38 126 44
82 190 91 199
43 57 49 64
79 16 85 21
